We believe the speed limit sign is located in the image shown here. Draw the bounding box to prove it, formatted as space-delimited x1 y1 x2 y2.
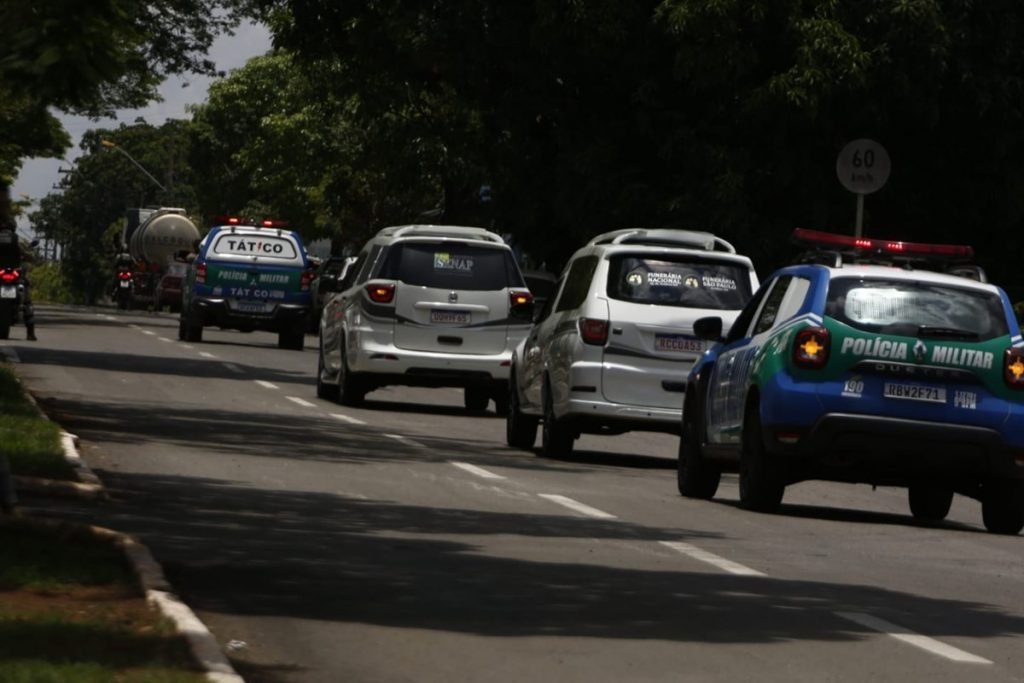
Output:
836 139 891 195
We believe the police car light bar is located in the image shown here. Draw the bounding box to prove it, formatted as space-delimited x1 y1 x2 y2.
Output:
212 215 290 229
791 228 974 260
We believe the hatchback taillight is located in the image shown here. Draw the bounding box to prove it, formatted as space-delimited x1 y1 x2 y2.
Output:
195 262 207 284
793 326 830 369
579 318 609 346
366 283 395 304
1004 348 1024 390
301 268 315 291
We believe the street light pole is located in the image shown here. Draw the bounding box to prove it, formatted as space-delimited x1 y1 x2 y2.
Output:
100 139 167 193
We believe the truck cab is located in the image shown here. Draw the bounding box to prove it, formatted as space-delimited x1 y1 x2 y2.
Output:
179 220 315 350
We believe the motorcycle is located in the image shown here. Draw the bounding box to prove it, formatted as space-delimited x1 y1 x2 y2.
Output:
115 269 134 310
0 266 23 340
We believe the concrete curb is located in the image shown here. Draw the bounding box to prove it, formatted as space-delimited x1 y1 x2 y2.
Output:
7 376 245 683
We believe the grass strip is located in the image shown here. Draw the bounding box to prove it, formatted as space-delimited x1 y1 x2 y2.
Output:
0 363 75 480
0 520 206 682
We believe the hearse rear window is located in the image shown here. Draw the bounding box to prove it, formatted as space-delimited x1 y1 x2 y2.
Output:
211 233 298 260
379 243 524 291
607 255 752 310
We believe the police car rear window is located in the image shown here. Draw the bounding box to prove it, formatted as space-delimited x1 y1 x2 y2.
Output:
826 277 1009 341
378 243 524 291
607 255 751 310
211 233 298 260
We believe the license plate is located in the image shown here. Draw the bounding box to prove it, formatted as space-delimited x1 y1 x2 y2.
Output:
119 281 131 288
655 334 704 353
232 300 271 313
430 310 471 325
884 382 946 404
0 286 15 299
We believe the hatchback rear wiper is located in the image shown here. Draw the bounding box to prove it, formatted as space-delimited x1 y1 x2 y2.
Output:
916 325 980 341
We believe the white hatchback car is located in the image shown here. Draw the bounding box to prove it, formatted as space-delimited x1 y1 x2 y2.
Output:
507 228 759 455
317 225 534 412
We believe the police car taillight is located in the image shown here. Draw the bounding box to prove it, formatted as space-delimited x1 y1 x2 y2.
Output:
366 283 395 304
579 318 609 346
792 228 974 259
1004 348 1024 390
196 262 207 284
793 326 830 369
301 268 315 291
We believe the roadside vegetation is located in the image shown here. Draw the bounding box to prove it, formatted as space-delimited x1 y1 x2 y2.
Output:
26 261 75 305
0 518 206 682
0 363 74 480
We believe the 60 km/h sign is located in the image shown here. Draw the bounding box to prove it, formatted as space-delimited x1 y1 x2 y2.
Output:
836 138 891 236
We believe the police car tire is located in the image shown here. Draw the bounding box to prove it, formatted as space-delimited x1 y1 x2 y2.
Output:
981 481 1024 535
739 404 785 513
541 383 574 458
678 412 720 499
908 484 953 522
506 373 538 449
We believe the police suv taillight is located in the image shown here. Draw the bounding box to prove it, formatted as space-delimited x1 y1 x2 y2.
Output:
195 262 207 284
1004 348 1024 390
579 318 609 346
793 326 830 369
365 283 395 304
300 268 315 291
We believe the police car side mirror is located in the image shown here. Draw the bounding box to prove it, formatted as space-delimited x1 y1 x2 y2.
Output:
693 316 724 341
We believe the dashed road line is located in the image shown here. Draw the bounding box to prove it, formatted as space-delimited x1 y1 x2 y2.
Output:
141 330 156 336
538 494 616 520
182 344 194 349
330 413 366 426
158 337 172 343
1 347 20 363
383 433 425 448
255 380 278 390
222 363 244 374
835 612 991 664
102 314 117 321
659 541 765 577
450 462 506 481
286 396 316 408
198 351 216 359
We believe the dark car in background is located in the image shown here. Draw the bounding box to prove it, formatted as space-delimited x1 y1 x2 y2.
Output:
154 262 189 312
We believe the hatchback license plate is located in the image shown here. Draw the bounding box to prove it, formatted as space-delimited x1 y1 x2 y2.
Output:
884 382 946 403
430 310 471 325
0 286 15 299
655 334 704 353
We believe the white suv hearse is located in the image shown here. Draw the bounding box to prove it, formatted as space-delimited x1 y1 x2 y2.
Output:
506 228 759 456
317 225 534 412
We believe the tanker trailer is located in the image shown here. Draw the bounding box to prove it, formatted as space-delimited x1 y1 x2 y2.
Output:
127 208 200 309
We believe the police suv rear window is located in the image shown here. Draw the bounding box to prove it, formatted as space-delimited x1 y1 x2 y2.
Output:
211 233 298 260
379 243 524 291
607 255 751 310
826 277 1009 341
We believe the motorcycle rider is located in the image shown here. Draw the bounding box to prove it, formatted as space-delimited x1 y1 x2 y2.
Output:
0 181 36 341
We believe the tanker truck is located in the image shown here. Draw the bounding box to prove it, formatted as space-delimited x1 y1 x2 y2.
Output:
122 208 201 310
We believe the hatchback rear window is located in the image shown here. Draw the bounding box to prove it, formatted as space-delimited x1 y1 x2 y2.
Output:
210 233 299 260
826 277 1009 341
379 243 524 291
607 255 752 310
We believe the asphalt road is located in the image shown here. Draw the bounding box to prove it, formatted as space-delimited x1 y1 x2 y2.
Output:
6 305 1024 682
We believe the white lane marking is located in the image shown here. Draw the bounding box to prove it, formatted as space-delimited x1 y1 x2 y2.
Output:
158 337 172 343
286 396 316 408
330 413 366 426
103 315 117 321
538 494 616 520
182 344 194 350
1 347 20 363
198 351 216 359
383 433 425 448
222 363 244 374
835 612 992 664
450 462 506 481
659 541 765 577
141 329 156 336
255 380 278 390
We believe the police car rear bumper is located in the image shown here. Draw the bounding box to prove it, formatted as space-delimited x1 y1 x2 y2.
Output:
192 298 309 330
770 413 1024 483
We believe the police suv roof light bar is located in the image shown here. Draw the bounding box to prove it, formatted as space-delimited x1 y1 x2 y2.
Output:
791 228 974 261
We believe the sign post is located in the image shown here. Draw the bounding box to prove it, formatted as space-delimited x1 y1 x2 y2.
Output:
836 139 891 237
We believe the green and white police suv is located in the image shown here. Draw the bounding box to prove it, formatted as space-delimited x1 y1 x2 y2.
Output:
179 218 316 350
680 228 1024 535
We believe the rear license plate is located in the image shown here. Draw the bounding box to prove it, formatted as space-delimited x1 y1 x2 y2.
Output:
231 300 271 313
0 286 16 299
118 281 131 288
655 334 704 353
884 382 946 404
430 310 471 325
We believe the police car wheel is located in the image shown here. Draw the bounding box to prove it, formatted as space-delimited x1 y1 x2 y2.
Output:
506 373 538 450
678 411 720 499
981 481 1024 535
739 402 784 513
540 382 573 458
908 484 953 522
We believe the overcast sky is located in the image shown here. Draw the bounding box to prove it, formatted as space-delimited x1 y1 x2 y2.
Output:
12 21 272 233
